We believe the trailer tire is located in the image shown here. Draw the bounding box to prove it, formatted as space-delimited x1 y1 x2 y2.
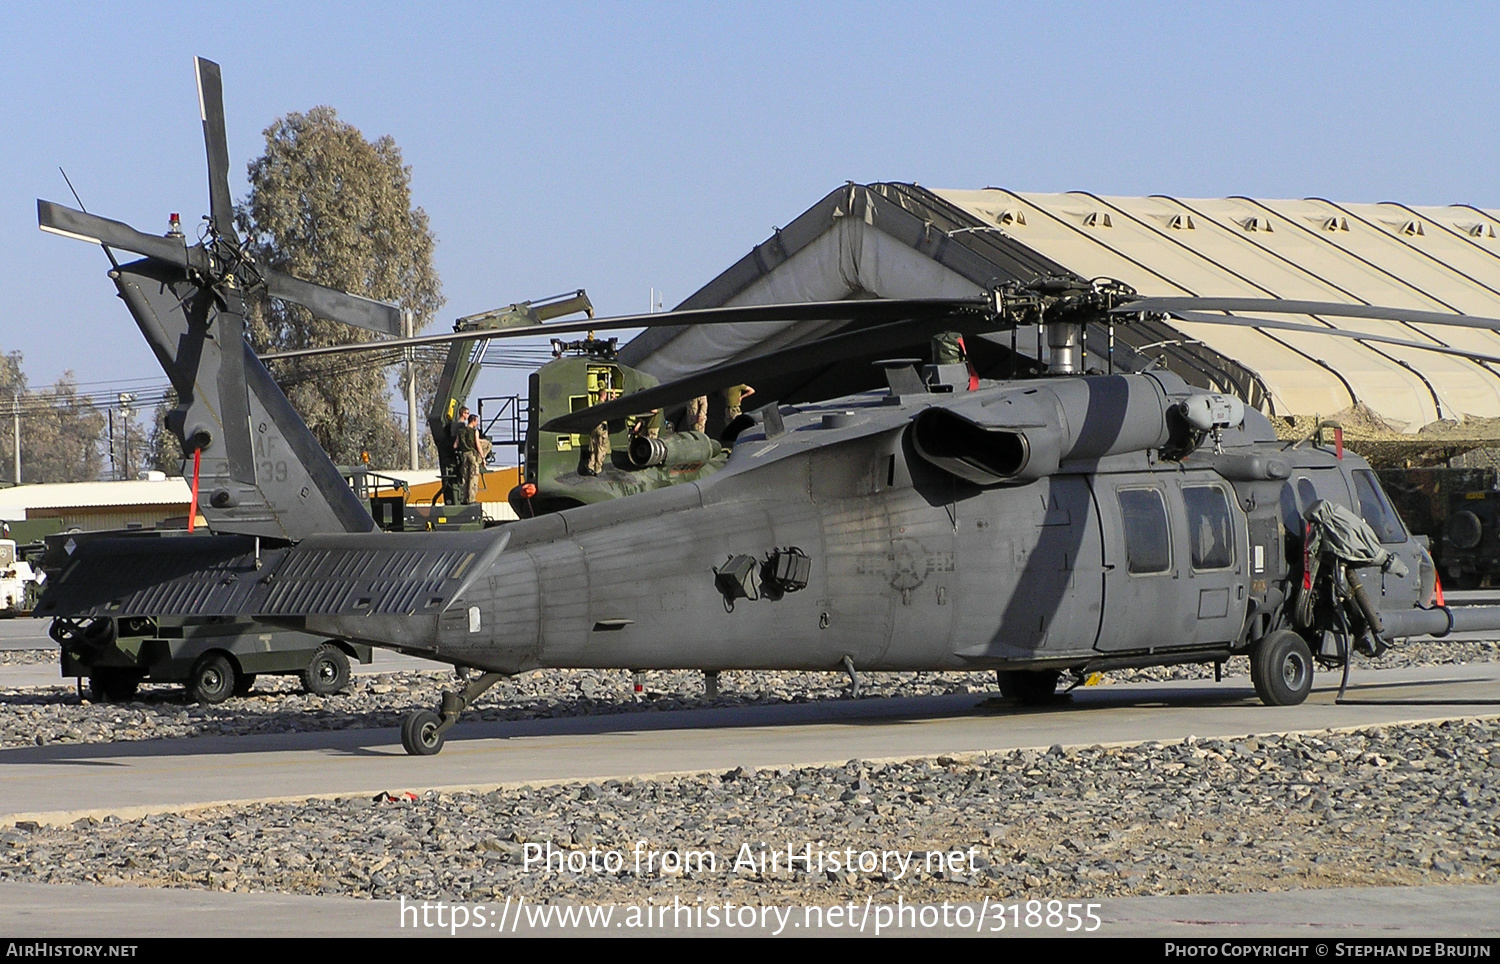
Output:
301 645 350 696
1251 630 1314 706
188 653 236 705
88 668 140 702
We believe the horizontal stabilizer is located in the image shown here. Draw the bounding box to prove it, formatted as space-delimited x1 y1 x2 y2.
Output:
35 529 508 621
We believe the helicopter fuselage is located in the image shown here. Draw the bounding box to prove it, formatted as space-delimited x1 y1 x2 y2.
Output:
285 372 1427 679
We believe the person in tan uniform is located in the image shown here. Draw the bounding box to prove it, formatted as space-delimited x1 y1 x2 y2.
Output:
679 395 708 434
585 388 620 475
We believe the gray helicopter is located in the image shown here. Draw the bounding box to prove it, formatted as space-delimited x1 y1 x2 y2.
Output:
34 57 1500 755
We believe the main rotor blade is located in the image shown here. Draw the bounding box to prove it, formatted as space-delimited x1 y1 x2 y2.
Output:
541 313 992 434
195 57 237 243
1171 311 1500 367
1121 297 1500 333
38 200 193 268
257 297 992 362
263 269 405 336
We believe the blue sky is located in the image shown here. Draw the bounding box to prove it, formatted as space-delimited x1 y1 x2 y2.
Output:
3 1 1496 411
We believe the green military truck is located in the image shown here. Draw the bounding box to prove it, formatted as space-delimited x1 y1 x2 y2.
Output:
51 613 371 703
40 528 371 704
1377 466 1500 589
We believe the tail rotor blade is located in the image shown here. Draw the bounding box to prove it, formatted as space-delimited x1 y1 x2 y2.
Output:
215 297 256 485
195 56 237 242
263 269 404 336
38 200 193 268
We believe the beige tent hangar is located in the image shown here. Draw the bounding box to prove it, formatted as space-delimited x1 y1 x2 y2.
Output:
620 184 1500 463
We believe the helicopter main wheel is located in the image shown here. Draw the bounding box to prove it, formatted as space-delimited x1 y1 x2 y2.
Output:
996 669 1062 705
1250 630 1314 706
87 667 141 702
401 709 445 756
187 652 237 705
300 644 351 696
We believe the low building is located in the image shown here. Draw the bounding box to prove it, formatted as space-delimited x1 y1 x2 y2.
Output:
0 474 203 532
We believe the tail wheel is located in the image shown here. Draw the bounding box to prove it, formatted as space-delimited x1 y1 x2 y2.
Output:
1250 630 1314 706
401 709 445 756
301 644 351 696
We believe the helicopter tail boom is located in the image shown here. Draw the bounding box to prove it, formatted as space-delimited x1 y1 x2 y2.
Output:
34 528 509 628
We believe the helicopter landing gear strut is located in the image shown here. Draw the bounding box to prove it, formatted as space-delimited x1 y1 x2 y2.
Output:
841 655 860 699
400 670 507 756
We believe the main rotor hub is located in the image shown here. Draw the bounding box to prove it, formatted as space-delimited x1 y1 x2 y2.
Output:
1046 321 1085 374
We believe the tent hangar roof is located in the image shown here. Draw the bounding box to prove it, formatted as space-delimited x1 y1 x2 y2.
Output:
621 183 1500 457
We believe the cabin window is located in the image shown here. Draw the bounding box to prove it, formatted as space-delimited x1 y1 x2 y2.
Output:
1296 477 1319 512
1119 488 1171 574
1184 485 1234 570
1279 482 1303 536
1352 470 1407 544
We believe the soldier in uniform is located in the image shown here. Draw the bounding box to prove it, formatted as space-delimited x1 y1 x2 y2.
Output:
456 414 483 503
449 405 470 447
679 395 708 433
446 405 471 505
632 407 662 439
724 383 755 420
585 388 620 476
465 414 485 503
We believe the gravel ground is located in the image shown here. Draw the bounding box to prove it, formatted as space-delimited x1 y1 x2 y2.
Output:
2 638 1498 750
1 720 1494 905
0 649 58 666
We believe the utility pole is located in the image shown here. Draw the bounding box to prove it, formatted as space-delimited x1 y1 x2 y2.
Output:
11 392 19 484
117 393 136 480
404 309 418 471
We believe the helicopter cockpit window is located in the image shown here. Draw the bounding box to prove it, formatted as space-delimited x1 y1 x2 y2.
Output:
1352 469 1407 544
1118 488 1171 574
1184 485 1234 570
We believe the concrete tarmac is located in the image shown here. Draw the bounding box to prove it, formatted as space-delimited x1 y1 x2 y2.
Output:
2 660 1497 938
0 617 52 650
2 662 1497 825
